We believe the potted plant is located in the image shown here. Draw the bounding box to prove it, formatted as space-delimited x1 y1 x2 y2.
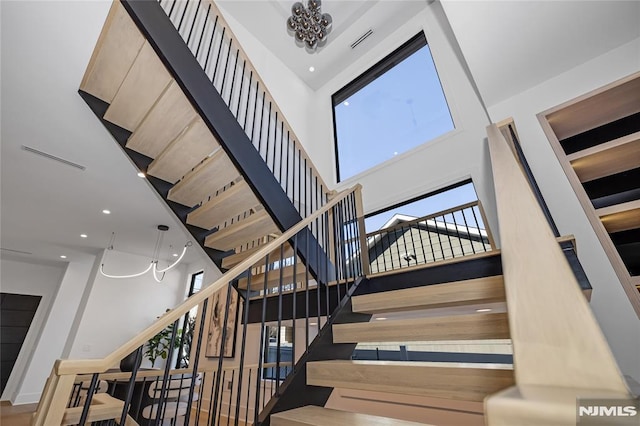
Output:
144 321 182 368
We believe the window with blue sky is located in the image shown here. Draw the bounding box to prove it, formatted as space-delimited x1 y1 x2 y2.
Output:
333 32 454 182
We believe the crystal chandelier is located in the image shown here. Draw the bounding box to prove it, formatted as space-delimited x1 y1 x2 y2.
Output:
100 225 192 283
287 0 332 53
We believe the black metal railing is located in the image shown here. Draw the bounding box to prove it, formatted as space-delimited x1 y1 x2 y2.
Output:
156 0 330 220
366 201 494 274
64 186 366 426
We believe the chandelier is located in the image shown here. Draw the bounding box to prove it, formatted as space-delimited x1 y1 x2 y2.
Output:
287 0 332 53
100 225 192 283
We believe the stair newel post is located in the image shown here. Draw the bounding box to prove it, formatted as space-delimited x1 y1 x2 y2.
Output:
32 362 76 426
354 185 370 276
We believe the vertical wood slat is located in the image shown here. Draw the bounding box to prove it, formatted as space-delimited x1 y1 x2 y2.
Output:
32 363 76 426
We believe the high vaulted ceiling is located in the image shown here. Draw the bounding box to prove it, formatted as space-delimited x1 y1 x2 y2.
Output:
1 0 638 268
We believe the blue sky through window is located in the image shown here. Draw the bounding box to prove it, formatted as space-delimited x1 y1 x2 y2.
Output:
334 44 454 181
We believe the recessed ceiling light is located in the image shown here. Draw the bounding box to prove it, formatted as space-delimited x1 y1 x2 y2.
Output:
137 172 146 178
308 66 315 72
476 308 492 313
80 234 88 238
60 255 67 259
343 101 349 106
172 253 179 257
102 209 111 215
375 317 387 321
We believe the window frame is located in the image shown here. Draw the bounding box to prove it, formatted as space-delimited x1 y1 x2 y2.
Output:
331 31 453 182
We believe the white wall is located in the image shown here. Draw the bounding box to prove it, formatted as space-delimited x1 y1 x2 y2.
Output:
0 254 94 404
487 37 640 382
68 249 189 365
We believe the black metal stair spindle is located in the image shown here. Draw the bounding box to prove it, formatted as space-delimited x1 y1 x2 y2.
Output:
78 373 99 425
194 3 211 60
212 282 235 422
234 274 251 426
185 0 202 46
119 346 143 425
183 298 208 426
461 207 477 254
155 318 180 424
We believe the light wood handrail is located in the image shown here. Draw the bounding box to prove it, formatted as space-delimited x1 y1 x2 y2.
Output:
56 185 361 376
485 123 629 392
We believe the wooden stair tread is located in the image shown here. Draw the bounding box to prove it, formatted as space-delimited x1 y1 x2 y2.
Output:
61 394 125 425
79 1 144 103
271 406 430 426
352 275 505 314
126 80 198 159
333 312 510 343
187 180 258 230
167 149 239 207
205 210 280 251
238 263 305 290
104 41 172 131
307 360 514 402
569 131 640 182
147 117 220 184
597 200 640 233
222 241 293 269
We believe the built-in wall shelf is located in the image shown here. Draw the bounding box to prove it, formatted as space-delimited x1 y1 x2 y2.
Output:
539 71 640 315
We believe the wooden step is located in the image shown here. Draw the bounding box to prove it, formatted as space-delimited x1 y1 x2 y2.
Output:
333 312 510 344
62 394 131 425
187 180 258 230
79 1 144 103
307 360 514 402
104 41 172 131
222 240 293 269
167 149 239 207
597 200 640 233
271 406 429 426
126 80 198 159
351 275 505 314
238 263 304 290
146 117 220 184
205 210 280 251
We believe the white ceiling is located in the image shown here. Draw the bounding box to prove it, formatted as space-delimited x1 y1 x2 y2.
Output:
1 0 638 269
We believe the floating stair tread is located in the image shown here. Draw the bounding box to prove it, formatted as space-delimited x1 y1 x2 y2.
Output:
271 406 429 426
126 80 198 159
307 360 514 402
333 312 510 344
79 1 144 103
597 200 640 233
205 210 280 251
167 149 239 207
352 275 505 314
147 117 220 184
569 132 640 182
187 180 258 230
61 394 125 425
222 241 293 269
238 263 305 291
104 41 172 131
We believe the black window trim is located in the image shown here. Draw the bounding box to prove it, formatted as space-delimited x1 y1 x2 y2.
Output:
331 32 430 182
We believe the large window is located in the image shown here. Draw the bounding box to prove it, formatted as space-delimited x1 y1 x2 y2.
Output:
333 32 454 182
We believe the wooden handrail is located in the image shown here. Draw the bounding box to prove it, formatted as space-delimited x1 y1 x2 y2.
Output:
56 184 361 376
197 0 332 196
485 123 629 392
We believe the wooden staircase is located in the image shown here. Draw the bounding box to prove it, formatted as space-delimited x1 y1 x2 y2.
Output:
271 273 516 425
79 1 288 266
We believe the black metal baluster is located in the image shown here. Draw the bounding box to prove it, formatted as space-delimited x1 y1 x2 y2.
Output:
119 346 143 425
235 60 246 117
78 373 99 425
434 217 445 261
304 159 308 218
168 0 178 21
245 369 252 426
212 27 227 84
276 244 285 393
285 132 291 196
234 276 251 425
183 298 209 426
216 370 227 426
297 147 302 213
254 255 270 426
304 233 311 348
461 207 476 254
185 0 202 46
278 121 285 184
220 39 234 99
156 318 180 425
176 0 190 33
203 16 219 74
471 205 488 251
194 3 211 61
265 104 273 165
227 48 240 109
226 370 234 426
443 214 455 259
256 92 266 152
291 242 297 373
450 211 464 257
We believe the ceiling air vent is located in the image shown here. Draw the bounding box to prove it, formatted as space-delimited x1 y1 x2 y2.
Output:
21 145 86 171
351 29 373 49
